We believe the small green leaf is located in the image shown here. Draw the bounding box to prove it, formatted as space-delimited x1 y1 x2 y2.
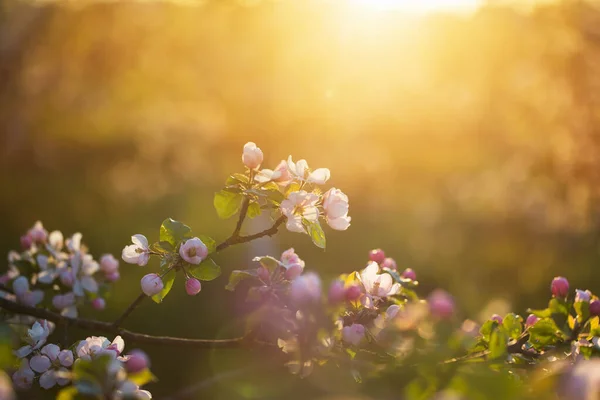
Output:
549 298 569 316
528 318 562 350
575 301 590 322
152 269 176 304
252 256 281 273
226 270 258 291
479 320 499 342
247 201 261 219
197 235 216 254
160 218 192 247
214 190 243 219
128 368 157 386
489 329 508 360
526 307 552 318
150 241 175 254
304 219 326 249
226 173 250 186
189 258 221 281
502 313 523 340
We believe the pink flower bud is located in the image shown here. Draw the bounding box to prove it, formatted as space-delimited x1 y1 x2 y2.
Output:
185 278 202 296
381 258 397 271
328 280 346 304
52 293 75 310
401 268 416 281
525 314 539 328
284 264 303 280
100 254 119 274
105 271 120 282
92 298 106 310
20 234 33 250
491 314 503 324
428 289 454 319
575 289 591 303
125 350 150 373
590 300 600 317
341 324 365 346
551 276 569 298
290 272 322 305
59 270 75 287
179 238 208 265
257 266 270 282
368 249 385 264
242 142 263 170
345 284 362 302
141 274 164 297
28 221 48 243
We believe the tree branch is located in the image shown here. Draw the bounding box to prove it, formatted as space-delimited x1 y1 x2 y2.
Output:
215 216 285 252
0 297 250 349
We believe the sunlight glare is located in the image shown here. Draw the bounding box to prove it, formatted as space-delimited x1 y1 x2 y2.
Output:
350 0 481 14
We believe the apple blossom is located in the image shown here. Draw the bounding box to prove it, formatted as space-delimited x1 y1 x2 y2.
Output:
115 380 153 400
20 234 32 250
287 156 331 184
242 142 263 170
100 254 119 274
280 191 320 233
12 360 34 389
328 280 346 304
185 278 202 296
47 230 64 252
575 289 591 303
322 188 351 231
551 276 569 298
52 293 76 310
257 266 270 282
105 271 120 282
124 350 150 373
13 276 44 306
76 335 124 360
525 314 539 328
59 269 75 287
14 320 51 358
342 324 365 346
29 354 51 373
491 314 503 324
368 249 386 264
122 234 150 266
92 297 106 310
179 237 208 265
141 273 163 297
255 160 292 184
27 221 48 243
39 370 57 389
359 262 400 298
345 284 363 302
401 268 416 280
590 300 600 317
58 350 74 367
381 257 397 271
290 272 322 305
281 248 305 279
428 290 455 319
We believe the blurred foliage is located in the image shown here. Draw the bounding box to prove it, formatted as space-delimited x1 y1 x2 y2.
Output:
3 0 600 397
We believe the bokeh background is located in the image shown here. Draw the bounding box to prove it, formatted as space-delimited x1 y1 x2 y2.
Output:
3 0 600 397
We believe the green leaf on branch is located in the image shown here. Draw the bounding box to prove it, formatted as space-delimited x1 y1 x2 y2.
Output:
189 258 221 281
528 318 562 350
214 190 243 219
489 329 508 360
479 320 499 342
152 269 176 304
197 235 216 254
526 307 552 319
502 313 523 340
226 270 259 291
574 301 590 322
226 173 250 186
160 218 192 247
150 241 175 254
303 219 326 249
252 256 281 273
549 298 569 316
247 201 261 219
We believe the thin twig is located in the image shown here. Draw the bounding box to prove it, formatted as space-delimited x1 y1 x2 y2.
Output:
112 293 146 328
0 297 251 349
215 216 286 252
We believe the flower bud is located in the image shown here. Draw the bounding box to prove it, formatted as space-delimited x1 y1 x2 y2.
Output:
91 298 106 310
386 304 400 319
345 284 362 302
551 276 569 298
20 234 33 250
368 249 385 264
125 350 150 373
59 270 75 287
290 272 322 305
28 221 48 243
401 268 416 281
105 271 120 282
52 293 75 310
590 300 600 317
141 274 164 297
328 280 346 304
185 278 202 296
242 142 263 170
257 266 270 282
58 350 74 367
525 314 539 328
575 289 591 303
12 276 29 297
179 237 208 265
428 289 454 319
284 264 303 281
491 314 503 324
381 258 397 271
341 324 365 346
100 254 119 274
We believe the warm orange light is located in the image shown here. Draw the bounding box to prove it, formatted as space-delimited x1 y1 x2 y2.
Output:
350 0 481 13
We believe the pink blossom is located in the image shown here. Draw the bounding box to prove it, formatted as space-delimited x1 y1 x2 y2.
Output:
322 188 351 231
428 290 455 319
242 142 263 170
100 254 119 274
12 360 34 389
141 274 163 297
27 221 48 243
359 262 400 298
551 276 569 298
179 237 208 265
105 271 120 282
255 160 292 184
185 278 202 296
124 350 150 373
345 284 363 302
368 249 386 264
122 235 150 266
280 191 320 233
491 314 503 324
328 280 346 304
92 298 106 310
52 293 76 310
401 268 416 280
342 324 365 346
281 248 305 279
290 272 322 305
525 314 539 328
287 156 330 185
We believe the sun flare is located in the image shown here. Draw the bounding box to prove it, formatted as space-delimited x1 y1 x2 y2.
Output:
350 0 481 13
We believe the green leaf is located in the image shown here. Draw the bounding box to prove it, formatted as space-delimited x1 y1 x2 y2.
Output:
549 298 569 316
128 368 157 386
489 329 508 360
226 270 258 291
197 235 216 254
226 173 250 186
152 269 176 304
189 258 221 281
150 241 175 254
247 201 261 219
528 318 562 350
303 219 326 249
479 320 499 342
526 307 552 318
57 387 79 400
159 218 192 247
214 190 243 219
252 256 281 273
575 301 590 322
502 313 523 340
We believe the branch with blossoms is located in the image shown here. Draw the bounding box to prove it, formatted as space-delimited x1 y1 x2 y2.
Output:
2 142 600 400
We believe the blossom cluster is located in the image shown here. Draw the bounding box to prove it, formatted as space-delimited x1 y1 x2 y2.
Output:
1 221 119 317
11 319 152 398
